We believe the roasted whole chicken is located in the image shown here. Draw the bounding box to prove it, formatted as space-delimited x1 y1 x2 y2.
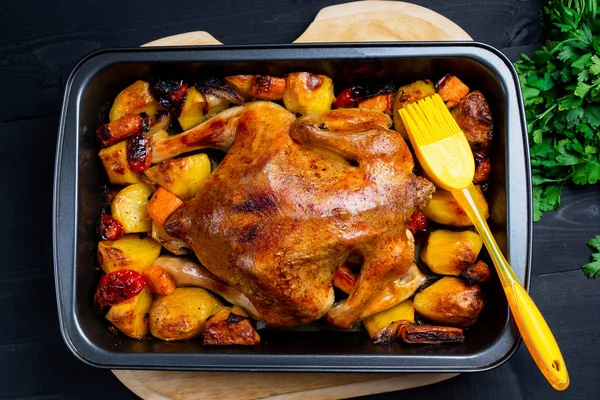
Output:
94 72 493 345
161 101 434 328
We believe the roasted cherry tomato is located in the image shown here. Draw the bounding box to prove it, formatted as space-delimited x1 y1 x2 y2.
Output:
97 213 124 241
99 270 146 306
333 87 362 108
127 132 152 172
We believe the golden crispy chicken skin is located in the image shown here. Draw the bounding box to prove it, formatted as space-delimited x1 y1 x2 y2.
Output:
163 101 434 328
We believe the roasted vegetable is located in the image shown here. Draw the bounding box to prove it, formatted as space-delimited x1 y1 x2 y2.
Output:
142 265 176 296
473 151 491 183
105 288 153 339
461 260 492 285
195 77 244 106
363 299 414 342
149 288 222 341
97 270 147 306
420 229 483 276
357 93 393 114
398 324 464 344
146 187 183 226
111 183 154 233
249 75 286 100
144 153 211 200
224 75 254 101
150 78 189 107
96 112 151 148
109 80 158 122
204 94 230 119
177 86 206 130
97 234 161 274
283 72 334 115
423 186 489 227
392 80 436 138
414 277 484 327
435 74 470 108
151 222 191 255
451 91 493 152
333 87 362 108
98 140 142 185
126 132 152 172
97 213 124 241
203 306 261 346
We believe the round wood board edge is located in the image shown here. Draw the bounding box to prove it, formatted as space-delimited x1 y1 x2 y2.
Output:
114 1 471 398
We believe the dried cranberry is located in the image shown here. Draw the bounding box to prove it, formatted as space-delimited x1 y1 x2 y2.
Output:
127 132 152 172
97 213 124 241
99 270 146 306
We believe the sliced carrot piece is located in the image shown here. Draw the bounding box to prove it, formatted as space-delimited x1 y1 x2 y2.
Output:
146 187 183 226
142 265 176 296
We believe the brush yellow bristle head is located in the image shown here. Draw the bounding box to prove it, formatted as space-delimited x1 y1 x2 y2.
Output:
399 94 475 191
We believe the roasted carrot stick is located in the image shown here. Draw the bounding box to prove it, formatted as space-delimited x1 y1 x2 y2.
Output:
146 187 183 226
142 265 176 296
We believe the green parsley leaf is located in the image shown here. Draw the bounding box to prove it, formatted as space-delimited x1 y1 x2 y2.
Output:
583 235 600 279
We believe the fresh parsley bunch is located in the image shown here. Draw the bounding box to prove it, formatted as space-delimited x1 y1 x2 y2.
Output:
515 0 600 278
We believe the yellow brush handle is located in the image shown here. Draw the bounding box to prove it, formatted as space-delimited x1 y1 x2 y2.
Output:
452 184 570 391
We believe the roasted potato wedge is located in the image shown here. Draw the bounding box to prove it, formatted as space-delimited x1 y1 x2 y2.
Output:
143 153 211 200
105 288 153 339
283 72 334 115
249 75 286 101
203 306 261 346
421 229 483 276
423 186 489 227
363 299 414 342
392 80 436 138
435 74 470 108
414 277 484 327
111 183 154 233
97 234 161 274
109 80 158 122
149 288 223 341
98 141 142 185
177 87 206 130
151 221 192 256
224 75 254 101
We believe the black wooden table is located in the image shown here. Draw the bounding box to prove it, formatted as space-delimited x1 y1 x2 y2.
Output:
2 0 599 399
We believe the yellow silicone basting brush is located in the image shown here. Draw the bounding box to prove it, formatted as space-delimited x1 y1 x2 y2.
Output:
400 94 569 391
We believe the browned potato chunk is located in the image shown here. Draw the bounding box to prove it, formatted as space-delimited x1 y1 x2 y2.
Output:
451 91 493 152
435 74 470 108
98 141 141 185
149 288 222 341
203 306 261 346
97 234 161 273
423 186 489 227
109 80 158 121
151 221 192 256
461 260 492 285
357 93 393 114
144 153 211 200
421 229 483 276
392 80 436 138
111 183 154 233
224 75 254 101
249 75 286 100
105 288 153 339
363 299 414 343
177 87 206 130
283 72 334 115
414 277 484 327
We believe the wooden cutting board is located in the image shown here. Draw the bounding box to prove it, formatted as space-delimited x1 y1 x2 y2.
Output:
115 2 472 399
